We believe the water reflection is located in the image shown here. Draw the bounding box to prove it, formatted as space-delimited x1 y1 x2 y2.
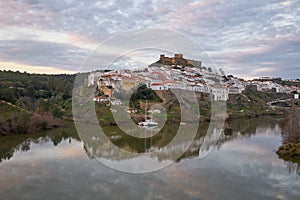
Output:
0 125 80 163
1 117 299 175
0 117 300 199
285 161 300 176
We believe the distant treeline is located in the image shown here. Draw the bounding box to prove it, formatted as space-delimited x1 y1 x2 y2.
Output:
0 70 75 115
0 70 74 104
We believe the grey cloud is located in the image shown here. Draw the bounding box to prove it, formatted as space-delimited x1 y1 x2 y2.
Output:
216 37 300 78
236 39 300 64
0 40 89 70
0 0 299 78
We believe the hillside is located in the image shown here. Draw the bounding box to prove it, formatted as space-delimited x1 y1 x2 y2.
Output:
227 86 293 118
0 70 75 135
0 70 298 135
105 87 288 126
152 87 294 121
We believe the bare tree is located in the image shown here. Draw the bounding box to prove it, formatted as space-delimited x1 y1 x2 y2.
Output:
281 107 300 144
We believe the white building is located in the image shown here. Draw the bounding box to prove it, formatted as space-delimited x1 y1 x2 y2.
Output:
111 98 123 105
150 83 169 90
228 86 244 94
88 72 95 86
211 87 228 101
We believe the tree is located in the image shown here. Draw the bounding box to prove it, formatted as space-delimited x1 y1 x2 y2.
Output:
26 86 37 111
11 112 31 134
52 107 64 119
0 88 16 103
281 107 300 144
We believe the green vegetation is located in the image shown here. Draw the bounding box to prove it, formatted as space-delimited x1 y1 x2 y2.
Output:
95 105 116 125
0 70 297 138
129 84 162 109
272 78 300 88
0 70 75 135
0 112 60 136
166 100 181 122
0 70 74 105
226 86 292 118
0 101 22 120
131 84 162 101
277 143 300 159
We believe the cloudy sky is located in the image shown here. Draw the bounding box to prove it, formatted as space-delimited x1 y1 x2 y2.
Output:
0 0 299 79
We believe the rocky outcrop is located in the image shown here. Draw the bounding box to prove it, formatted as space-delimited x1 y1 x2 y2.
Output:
277 143 300 158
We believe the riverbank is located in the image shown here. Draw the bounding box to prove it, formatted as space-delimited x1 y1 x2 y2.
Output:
0 101 62 136
276 108 300 163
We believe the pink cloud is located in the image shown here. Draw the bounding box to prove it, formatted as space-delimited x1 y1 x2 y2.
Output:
0 1 56 29
222 34 300 63
168 0 218 30
175 0 218 15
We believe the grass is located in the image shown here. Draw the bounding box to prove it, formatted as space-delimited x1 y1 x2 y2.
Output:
0 101 27 121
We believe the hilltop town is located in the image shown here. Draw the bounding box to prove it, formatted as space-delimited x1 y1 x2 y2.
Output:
87 54 300 108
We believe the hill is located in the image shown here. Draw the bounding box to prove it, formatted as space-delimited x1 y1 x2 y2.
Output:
0 70 75 135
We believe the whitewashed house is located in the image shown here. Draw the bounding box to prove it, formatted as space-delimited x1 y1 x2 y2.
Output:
111 98 123 105
88 72 95 86
150 83 169 90
211 87 229 101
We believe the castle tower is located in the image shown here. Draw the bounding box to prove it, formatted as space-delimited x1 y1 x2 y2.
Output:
174 54 183 59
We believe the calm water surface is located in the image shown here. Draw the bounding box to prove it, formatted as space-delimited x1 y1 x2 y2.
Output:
0 118 299 200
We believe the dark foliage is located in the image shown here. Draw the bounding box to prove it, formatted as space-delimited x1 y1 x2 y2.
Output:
0 70 74 112
129 85 162 109
0 112 60 136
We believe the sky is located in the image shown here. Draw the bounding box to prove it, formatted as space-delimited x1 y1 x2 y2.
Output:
0 0 299 79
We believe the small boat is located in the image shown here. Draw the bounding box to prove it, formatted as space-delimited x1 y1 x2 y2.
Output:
138 100 158 127
138 119 158 127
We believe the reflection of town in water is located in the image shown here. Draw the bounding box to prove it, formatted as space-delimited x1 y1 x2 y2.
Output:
1 118 299 176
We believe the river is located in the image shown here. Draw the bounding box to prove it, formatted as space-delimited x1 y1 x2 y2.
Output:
0 117 299 200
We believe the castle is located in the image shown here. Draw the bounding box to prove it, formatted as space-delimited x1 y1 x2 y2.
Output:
158 54 202 68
